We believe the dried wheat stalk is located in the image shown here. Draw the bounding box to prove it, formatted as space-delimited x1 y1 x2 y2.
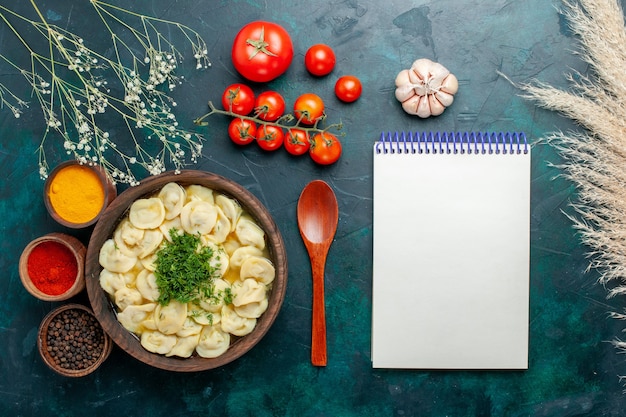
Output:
514 0 626 351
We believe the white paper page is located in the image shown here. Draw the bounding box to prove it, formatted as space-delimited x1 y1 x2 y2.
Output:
371 141 530 369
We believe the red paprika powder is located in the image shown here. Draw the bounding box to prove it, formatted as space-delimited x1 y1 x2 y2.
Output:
26 241 77 295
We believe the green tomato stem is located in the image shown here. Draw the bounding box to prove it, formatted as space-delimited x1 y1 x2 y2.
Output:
194 101 344 137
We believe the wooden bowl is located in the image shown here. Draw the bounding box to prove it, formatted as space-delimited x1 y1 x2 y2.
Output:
85 170 288 372
38 303 112 377
44 160 117 228
19 233 86 301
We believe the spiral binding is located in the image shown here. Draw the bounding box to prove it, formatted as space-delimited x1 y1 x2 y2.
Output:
374 131 529 155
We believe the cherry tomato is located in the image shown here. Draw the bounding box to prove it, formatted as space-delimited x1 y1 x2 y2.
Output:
228 118 257 145
304 44 336 76
255 125 284 151
310 132 342 165
221 83 255 115
231 21 294 83
284 129 310 156
254 91 286 122
293 93 325 125
335 75 362 103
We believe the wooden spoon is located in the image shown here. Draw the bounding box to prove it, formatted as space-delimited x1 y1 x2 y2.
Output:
297 180 339 366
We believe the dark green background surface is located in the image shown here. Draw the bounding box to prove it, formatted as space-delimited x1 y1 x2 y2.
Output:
1 0 625 415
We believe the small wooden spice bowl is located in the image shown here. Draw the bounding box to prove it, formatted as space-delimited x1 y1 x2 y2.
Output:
38 303 112 377
19 232 86 301
43 160 117 229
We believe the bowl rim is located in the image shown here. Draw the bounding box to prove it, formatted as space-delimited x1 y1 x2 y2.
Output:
19 232 86 301
85 170 288 372
43 160 117 229
38 303 112 377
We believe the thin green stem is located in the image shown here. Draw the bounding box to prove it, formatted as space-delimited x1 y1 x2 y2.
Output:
28 0 60 123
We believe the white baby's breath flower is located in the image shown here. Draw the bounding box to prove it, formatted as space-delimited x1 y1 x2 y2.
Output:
1 1 211 184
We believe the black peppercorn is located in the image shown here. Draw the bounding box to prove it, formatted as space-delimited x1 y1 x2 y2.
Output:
45 308 106 372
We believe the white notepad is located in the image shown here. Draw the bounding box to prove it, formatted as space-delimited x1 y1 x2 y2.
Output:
371 131 531 369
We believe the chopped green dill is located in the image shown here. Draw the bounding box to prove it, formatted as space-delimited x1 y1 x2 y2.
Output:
154 228 221 306
222 287 234 305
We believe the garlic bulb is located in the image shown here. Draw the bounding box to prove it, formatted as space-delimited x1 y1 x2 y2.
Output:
395 58 459 118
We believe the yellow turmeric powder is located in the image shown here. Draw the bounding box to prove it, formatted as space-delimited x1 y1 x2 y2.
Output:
48 164 105 224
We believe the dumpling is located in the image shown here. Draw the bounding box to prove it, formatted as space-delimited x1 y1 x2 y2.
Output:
154 300 187 335
222 237 242 256
116 303 156 333
180 200 218 235
176 316 204 338
141 314 158 331
235 216 266 250
99 269 131 295
140 330 177 355
114 287 143 311
136 269 160 302
158 182 186 220
137 229 164 259
196 325 230 358
166 334 201 358
215 194 242 232
99 239 137 273
186 184 214 203
235 298 268 319
211 206 232 243
232 278 266 307
229 246 264 270
240 256 275 284
113 219 144 255
220 304 256 337
140 253 157 271
115 220 163 258
129 197 166 229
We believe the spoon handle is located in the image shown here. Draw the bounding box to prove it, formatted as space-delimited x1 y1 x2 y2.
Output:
310 252 327 366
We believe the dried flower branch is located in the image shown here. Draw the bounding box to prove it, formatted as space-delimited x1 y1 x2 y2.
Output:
0 82 28 118
0 0 210 185
506 0 626 365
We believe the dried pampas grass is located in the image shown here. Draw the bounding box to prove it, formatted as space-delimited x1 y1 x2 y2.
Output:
512 0 626 352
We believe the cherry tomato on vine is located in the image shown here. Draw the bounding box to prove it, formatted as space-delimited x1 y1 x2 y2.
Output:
254 91 286 122
231 21 294 83
335 75 362 103
310 132 342 165
284 129 310 156
293 93 325 125
221 83 255 115
304 44 336 76
228 118 257 145
255 125 284 151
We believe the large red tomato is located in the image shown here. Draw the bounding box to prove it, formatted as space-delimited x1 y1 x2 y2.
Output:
231 21 294 83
